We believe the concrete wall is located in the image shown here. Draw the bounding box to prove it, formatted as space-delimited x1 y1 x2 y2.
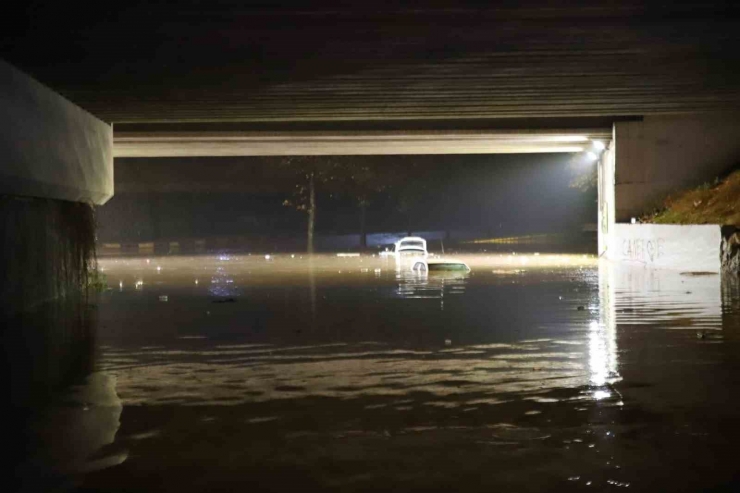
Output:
0 60 113 204
0 196 97 315
1 60 108 404
597 130 616 255
614 114 740 222
605 223 721 273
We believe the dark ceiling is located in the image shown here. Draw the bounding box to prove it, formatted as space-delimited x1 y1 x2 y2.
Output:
3 1 740 124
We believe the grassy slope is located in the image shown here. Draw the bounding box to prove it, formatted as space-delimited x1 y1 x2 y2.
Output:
642 170 740 225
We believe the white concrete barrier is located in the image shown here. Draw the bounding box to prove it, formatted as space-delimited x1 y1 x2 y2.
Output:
606 224 721 272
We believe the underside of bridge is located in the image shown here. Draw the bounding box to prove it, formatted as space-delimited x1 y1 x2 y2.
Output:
3 1 740 125
2 0 740 312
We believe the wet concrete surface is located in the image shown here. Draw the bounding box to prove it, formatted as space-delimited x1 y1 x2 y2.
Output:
11 253 740 492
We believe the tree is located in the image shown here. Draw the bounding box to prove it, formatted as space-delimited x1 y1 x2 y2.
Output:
280 156 344 254
282 157 417 251
337 163 395 248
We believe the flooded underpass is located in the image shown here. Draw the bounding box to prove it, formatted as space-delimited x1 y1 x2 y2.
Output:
13 253 740 492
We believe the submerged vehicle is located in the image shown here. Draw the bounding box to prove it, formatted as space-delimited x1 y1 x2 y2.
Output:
411 258 470 273
394 236 428 257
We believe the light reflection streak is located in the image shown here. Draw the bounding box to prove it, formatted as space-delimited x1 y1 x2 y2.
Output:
394 259 469 304
591 261 621 398
308 256 317 323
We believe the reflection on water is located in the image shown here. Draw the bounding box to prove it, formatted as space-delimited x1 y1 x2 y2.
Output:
5 297 123 492
395 265 468 304
11 253 740 492
608 266 722 329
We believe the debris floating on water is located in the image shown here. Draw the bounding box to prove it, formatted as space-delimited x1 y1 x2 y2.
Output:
444 339 452 346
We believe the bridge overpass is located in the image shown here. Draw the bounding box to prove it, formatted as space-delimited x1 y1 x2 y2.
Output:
3 1 740 310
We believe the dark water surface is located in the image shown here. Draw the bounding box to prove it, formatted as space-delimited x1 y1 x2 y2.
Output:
13 253 740 492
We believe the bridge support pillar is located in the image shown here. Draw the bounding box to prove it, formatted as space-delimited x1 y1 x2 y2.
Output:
599 113 740 269
0 60 112 313
0 60 112 402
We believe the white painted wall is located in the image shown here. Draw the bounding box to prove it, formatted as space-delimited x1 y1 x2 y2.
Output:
0 60 113 204
597 128 616 256
605 223 721 272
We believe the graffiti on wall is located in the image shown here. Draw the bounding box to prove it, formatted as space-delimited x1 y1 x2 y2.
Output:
621 237 665 263
609 224 721 272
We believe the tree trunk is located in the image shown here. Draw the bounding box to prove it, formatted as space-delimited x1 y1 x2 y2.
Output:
307 172 315 254
359 203 367 249
148 193 161 241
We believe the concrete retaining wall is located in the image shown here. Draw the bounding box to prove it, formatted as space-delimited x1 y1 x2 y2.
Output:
0 60 113 204
614 114 740 222
0 195 97 315
605 223 721 273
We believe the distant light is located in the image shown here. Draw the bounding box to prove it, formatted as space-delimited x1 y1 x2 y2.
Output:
157 266 161 272
592 140 606 151
195 279 199 285
265 254 271 260
593 390 611 400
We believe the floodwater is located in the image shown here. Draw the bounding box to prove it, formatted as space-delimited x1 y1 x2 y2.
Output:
10 253 740 492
